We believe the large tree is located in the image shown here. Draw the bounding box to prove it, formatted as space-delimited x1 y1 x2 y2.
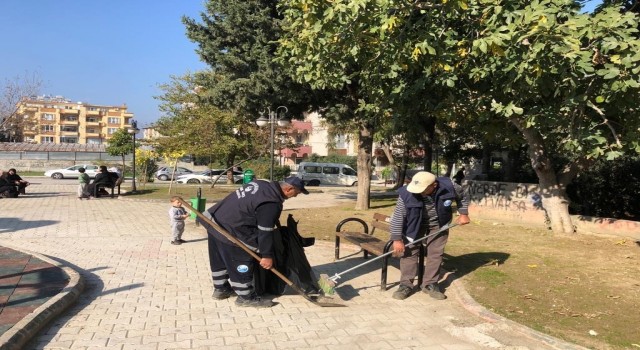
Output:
463 1 640 232
279 0 640 233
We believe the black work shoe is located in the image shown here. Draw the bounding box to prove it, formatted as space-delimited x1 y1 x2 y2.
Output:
235 296 274 308
392 285 413 300
212 288 235 300
171 240 181 245
178 239 187 243
423 283 446 300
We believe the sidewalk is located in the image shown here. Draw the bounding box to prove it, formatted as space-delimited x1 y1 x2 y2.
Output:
0 180 588 350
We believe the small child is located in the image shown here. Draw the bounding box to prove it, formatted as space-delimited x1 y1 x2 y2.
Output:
169 196 189 245
77 167 90 200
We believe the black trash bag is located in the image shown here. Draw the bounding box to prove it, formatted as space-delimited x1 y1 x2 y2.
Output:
254 214 320 296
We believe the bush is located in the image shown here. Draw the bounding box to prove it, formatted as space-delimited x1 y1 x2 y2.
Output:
567 156 639 221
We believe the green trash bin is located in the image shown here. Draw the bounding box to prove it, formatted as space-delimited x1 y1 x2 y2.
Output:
243 170 255 184
189 197 206 219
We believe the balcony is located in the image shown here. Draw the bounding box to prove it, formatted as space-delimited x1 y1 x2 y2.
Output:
60 130 79 136
60 118 79 125
86 110 102 116
60 109 79 115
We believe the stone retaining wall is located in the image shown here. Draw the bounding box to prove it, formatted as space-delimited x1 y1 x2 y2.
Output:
466 180 639 239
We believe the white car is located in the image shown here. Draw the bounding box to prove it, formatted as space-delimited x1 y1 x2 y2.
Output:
176 169 243 184
44 164 100 179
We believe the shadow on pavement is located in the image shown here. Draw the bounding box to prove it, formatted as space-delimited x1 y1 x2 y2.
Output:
23 255 144 348
0 218 59 234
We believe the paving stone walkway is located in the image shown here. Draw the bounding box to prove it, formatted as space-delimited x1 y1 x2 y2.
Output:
0 179 588 350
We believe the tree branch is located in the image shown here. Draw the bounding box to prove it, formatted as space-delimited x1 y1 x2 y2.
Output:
587 100 623 148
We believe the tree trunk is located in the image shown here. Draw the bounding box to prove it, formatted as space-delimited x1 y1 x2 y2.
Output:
355 122 373 210
510 117 574 233
381 141 400 187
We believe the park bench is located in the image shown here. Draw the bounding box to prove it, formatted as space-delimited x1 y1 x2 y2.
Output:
94 177 123 198
334 212 425 291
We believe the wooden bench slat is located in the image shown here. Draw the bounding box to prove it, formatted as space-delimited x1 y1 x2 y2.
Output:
371 221 390 232
337 231 384 245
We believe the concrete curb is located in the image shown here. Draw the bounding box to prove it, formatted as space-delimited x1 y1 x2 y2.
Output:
0 245 85 350
448 276 589 350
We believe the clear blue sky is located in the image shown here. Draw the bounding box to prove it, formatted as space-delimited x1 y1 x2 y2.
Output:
1 1 602 128
0 0 207 128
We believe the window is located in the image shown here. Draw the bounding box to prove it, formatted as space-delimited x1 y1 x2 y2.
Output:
65 105 73 109
89 107 97 111
303 166 322 174
64 116 78 121
87 117 98 123
342 167 357 176
87 139 102 145
60 137 77 143
41 136 54 143
87 128 96 133
42 113 55 121
41 125 54 132
108 117 120 124
61 126 78 132
323 166 340 175
107 128 118 134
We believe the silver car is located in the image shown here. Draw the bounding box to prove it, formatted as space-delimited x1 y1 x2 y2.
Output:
155 166 193 181
44 164 99 179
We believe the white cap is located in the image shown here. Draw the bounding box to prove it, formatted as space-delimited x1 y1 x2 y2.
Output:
407 171 436 193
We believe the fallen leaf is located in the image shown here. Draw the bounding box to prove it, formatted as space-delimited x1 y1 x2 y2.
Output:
615 239 627 245
589 330 598 336
527 264 538 268
607 295 621 299
630 344 640 348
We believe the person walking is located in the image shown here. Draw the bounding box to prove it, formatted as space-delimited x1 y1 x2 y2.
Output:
77 167 90 200
201 177 308 308
168 196 189 245
389 171 470 301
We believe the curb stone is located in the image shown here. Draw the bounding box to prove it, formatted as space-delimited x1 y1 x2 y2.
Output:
0 245 85 350
448 275 590 350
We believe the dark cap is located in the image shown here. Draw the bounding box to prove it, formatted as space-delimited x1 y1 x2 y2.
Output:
284 177 309 194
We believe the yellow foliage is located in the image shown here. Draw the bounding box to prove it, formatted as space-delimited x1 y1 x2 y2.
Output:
411 47 422 60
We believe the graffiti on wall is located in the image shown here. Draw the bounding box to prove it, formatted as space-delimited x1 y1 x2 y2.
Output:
467 181 543 212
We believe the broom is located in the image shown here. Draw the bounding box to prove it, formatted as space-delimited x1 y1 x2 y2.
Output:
178 198 344 307
318 223 458 295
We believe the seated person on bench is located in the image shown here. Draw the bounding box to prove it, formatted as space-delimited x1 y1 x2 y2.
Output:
0 170 19 198
6 168 30 195
88 166 117 196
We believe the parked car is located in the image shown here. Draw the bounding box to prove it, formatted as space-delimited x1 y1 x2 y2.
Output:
176 169 243 184
44 164 100 179
295 162 358 186
155 166 193 181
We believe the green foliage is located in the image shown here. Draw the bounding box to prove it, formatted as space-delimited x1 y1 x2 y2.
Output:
105 128 134 171
182 0 316 120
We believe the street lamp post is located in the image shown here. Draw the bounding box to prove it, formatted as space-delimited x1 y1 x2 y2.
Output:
256 106 290 181
128 120 140 193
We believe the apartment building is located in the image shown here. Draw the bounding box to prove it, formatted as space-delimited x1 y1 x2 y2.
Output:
16 95 134 145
